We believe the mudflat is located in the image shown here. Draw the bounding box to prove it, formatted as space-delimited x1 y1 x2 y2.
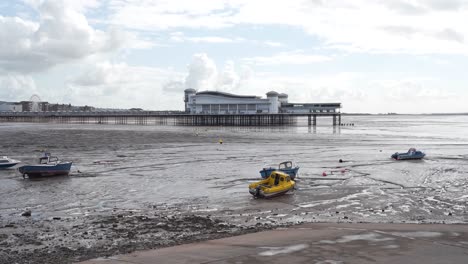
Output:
1 115 468 263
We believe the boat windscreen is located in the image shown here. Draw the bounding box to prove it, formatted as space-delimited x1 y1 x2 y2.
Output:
280 162 292 169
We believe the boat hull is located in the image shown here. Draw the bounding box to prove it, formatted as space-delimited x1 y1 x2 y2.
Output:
249 186 294 198
391 152 425 160
18 162 72 177
0 163 19 169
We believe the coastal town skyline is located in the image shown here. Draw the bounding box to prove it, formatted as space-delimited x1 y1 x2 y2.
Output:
1 0 468 113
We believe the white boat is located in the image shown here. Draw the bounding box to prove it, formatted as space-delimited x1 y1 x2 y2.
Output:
0 156 21 169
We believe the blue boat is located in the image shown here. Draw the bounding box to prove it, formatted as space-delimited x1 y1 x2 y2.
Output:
0 156 21 169
391 148 425 160
18 153 72 178
259 161 299 179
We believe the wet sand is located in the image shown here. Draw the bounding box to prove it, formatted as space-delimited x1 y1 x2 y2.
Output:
1 115 468 263
80 222 468 264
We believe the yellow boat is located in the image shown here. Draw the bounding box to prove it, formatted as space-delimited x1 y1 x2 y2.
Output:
249 171 295 198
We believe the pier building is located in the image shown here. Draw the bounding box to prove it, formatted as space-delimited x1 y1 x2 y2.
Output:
184 89 341 114
0 91 343 127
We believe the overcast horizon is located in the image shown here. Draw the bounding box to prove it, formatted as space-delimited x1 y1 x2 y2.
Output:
1 0 468 113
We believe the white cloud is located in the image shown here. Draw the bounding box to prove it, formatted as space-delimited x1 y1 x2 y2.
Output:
108 0 236 30
243 50 332 65
0 74 37 101
64 54 467 113
169 32 243 43
0 0 126 74
168 32 283 48
373 79 455 101
435 28 464 43
264 41 283 47
184 53 218 90
107 0 468 54
162 54 247 94
72 62 134 87
68 62 184 109
68 54 245 108
218 60 240 92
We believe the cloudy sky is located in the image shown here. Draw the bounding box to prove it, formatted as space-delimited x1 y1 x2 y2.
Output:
1 0 467 113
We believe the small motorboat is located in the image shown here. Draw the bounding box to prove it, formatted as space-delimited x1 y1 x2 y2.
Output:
391 148 425 160
18 153 72 178
0 156 21 169
249 171 295 198
259 161 299 179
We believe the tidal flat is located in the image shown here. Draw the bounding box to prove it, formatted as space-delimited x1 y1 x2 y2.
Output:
1 115 468 263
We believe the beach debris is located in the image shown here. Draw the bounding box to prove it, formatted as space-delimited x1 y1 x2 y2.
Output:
322 168 349 176
21 210 32 217
93 160 120 165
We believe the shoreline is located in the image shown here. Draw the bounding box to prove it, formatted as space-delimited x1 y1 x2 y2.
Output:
79 222 468 264
0 209 280 264
1 207 466 264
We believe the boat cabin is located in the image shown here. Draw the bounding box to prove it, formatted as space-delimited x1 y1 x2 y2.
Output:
39 153 59 164
269 171 292 186
278 161 293 170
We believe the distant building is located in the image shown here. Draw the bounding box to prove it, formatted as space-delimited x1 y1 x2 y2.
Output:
0 101 22 112
184 89 341 114
78 105 95 112
47 103 72 112
18 100 48 112
19 101 33 112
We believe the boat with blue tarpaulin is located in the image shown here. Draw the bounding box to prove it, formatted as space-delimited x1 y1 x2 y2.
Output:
259 161 299 179
18 153 72 178
391 148 425 160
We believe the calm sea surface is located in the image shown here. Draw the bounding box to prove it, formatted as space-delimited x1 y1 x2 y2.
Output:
1 115 468 224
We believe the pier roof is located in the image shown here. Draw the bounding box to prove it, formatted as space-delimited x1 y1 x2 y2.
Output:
196 91 259 99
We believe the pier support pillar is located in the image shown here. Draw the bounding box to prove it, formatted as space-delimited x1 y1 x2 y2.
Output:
333 114 337 126
313 115 317 126
307 114 311 126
